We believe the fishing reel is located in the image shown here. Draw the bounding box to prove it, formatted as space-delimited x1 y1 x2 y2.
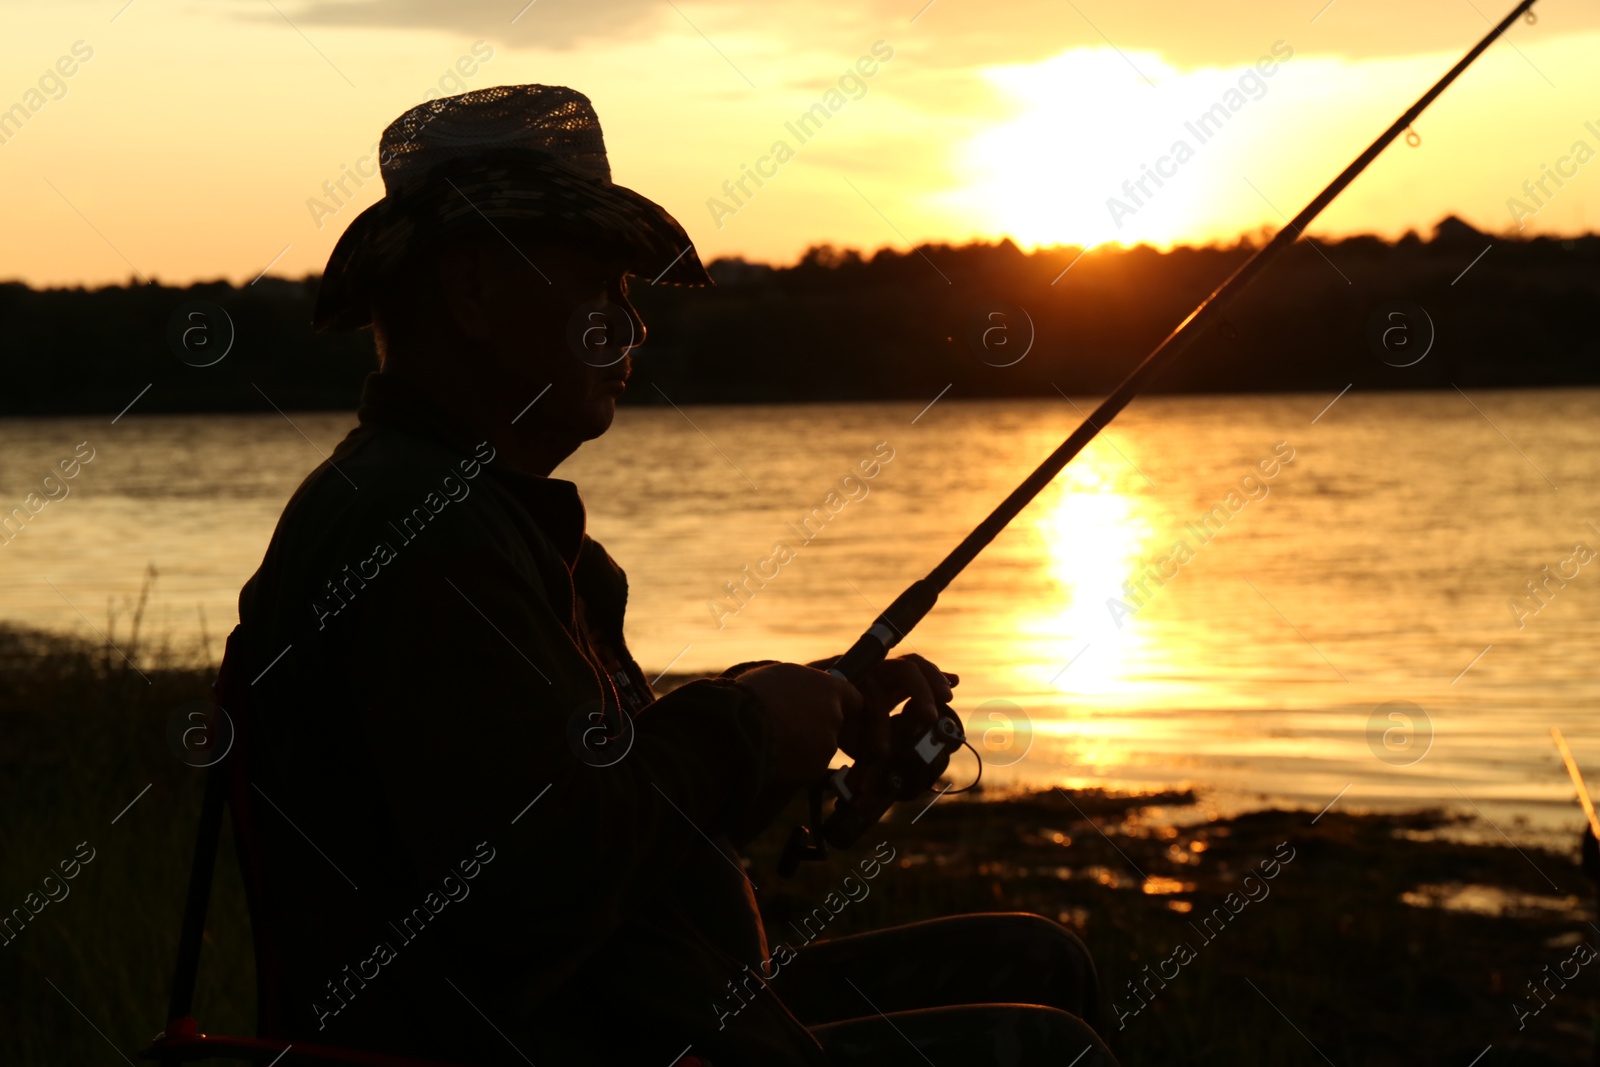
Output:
778 702 972 876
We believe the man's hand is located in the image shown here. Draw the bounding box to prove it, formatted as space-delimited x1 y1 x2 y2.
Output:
734 663 862 785
831 653 958 762
734 655 959 786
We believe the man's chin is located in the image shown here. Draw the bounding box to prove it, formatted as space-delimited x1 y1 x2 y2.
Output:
578 397 619 440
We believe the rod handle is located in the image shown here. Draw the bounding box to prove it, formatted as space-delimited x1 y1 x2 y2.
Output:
828 579 941 685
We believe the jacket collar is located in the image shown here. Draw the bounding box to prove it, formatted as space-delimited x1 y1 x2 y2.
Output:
354 371 589 567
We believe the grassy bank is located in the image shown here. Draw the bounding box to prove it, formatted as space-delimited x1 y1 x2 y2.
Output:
2 625 1594 1064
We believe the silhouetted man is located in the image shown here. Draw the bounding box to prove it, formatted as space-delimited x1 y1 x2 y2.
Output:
221 84 1115 1066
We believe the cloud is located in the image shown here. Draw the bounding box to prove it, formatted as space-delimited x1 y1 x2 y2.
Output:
266 0 675 50
264 0 1599 69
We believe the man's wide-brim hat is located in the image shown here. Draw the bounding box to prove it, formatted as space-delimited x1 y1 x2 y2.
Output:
313 84 712 332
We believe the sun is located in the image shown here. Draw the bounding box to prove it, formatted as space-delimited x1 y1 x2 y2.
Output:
941 47 1229 251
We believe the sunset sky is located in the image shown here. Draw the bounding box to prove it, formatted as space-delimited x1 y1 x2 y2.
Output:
2 0 1597 288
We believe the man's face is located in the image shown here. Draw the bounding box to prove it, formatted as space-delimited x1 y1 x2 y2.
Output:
475 235 646 447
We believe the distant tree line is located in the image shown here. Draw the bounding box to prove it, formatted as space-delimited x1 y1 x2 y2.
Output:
1 217 1594 415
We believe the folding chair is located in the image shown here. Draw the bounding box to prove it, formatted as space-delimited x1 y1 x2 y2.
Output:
142 629 485 1067
144 628 708 1066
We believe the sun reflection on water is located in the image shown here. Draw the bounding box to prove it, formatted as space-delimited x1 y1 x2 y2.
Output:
1024 449 1158 705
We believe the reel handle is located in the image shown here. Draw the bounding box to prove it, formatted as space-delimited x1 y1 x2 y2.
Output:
820 702 965 849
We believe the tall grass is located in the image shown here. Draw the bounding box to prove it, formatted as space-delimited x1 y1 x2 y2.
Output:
0 580 254 1063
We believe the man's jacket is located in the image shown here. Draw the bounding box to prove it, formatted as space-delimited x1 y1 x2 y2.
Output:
221 371 829 1066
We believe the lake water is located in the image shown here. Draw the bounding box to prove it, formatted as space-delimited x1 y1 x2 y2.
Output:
3 388 1598 841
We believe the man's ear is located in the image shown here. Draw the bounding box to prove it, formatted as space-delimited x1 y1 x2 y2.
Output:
434 235 506 344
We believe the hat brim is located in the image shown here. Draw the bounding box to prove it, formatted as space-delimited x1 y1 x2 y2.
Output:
313 156 713 333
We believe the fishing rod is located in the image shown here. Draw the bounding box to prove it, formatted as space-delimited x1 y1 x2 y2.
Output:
1551 727 1600 1067
781 0 1544 870
1553 726 1600 842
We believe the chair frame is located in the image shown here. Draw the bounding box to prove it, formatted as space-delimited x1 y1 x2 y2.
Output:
142 630 477 1067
